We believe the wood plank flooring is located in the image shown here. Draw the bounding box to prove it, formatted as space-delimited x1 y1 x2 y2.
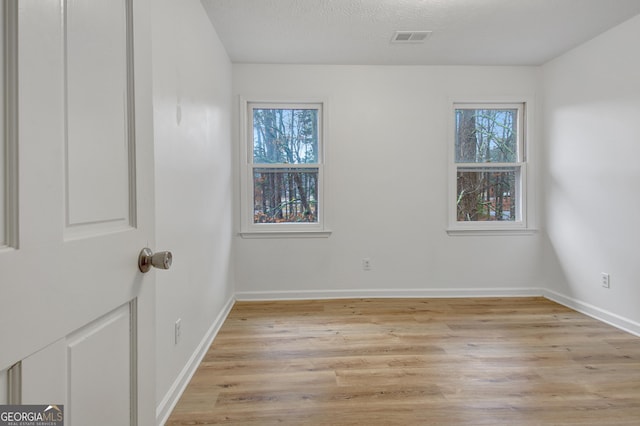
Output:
165 297 640 425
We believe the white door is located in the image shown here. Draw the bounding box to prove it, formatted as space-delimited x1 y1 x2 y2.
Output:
0 0 156 424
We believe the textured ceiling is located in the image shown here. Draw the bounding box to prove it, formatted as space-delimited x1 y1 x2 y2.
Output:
201 0 640 66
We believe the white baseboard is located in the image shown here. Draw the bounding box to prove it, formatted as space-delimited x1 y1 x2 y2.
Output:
543 289 640 337
235 287 544 301
156 295 235 426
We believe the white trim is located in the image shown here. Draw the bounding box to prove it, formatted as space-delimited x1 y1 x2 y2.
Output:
156 296 235 426
236 287 544 301
446 228 538 236
239 230 332 239
448 97 535 233
543 289 640 337
239 97 329 235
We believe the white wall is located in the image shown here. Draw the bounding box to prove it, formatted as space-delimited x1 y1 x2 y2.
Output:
542 15 640 332
151 0 234 422
233 65 544 299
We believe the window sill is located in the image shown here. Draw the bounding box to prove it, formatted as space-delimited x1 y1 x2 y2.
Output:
239 230 332 239
447 228 538 236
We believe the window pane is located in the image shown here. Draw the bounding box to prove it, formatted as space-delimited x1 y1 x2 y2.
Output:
253 108 318 164
457 168 518 221
455 108 517 163
253 168 319 223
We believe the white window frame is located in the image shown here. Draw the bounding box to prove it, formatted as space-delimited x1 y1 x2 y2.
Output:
239 98 330 238
447 100 534 235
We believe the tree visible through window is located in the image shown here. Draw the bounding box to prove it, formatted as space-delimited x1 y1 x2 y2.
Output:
454 104 525 224
250 105 321 224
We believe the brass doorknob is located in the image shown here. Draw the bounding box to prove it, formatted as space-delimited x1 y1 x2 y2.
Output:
138 248 173 273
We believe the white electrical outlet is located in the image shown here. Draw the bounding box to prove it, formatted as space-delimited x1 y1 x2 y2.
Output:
174 318 182 345
601 272 610 288
362 258 371 271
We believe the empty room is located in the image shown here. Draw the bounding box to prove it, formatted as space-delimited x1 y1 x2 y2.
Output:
1 1 639 425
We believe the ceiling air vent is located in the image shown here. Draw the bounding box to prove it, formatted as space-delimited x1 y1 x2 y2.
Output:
391 31 432 43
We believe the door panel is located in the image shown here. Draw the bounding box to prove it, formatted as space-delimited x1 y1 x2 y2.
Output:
0 1 4 247
20 303 134 426
67 303 133 426
2 0 18 251
0 369 7 404
21 339 66 405
66 0 133 232
0 0 155 424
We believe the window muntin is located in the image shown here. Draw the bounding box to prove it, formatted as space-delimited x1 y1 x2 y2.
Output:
242 102 325 233
452 103 526 229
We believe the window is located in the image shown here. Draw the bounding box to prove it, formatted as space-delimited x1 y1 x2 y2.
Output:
240 101 328 236
449 103 529 233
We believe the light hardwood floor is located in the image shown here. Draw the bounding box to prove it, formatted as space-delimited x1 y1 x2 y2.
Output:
166 297 640 425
